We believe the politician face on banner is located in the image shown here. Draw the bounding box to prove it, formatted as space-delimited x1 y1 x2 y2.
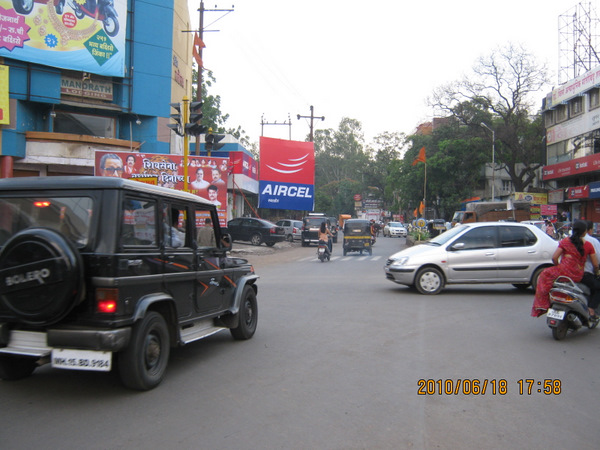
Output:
258 137 315 211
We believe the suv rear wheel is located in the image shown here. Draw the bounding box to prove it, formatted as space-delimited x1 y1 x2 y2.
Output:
118 312 170 391
0 355 38 380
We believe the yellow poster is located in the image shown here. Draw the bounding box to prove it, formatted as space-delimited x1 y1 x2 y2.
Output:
0 64 8 125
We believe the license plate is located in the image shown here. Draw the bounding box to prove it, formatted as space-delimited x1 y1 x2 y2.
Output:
547 308 565 320
51 348 112 372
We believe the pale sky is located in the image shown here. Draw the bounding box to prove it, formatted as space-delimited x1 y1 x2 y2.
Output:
189 0 584 144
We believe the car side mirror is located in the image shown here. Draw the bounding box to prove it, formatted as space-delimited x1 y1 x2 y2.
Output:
450 242 465 251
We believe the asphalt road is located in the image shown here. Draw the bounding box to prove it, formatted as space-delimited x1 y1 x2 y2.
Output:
1 236 598 449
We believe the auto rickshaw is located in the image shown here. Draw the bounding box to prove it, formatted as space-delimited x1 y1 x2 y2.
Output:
343 219 373 256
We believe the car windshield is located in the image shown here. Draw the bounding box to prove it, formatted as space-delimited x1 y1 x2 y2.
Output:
0 196 94 247
388 222 403 227
426 224 468 246
305 218 326 227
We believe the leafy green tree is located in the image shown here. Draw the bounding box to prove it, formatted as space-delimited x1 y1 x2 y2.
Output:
428 43 549 192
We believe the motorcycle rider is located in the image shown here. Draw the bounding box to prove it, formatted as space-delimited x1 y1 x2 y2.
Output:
581 221 600 320
319 221 333 255
532 220 599 317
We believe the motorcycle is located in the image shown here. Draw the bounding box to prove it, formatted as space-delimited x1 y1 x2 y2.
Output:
547 276 599 340
69 0 119 37
317 239 330 262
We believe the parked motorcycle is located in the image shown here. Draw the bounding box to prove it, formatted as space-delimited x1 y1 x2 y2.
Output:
69 0 119 37
317 239 330 262
547 276 599 340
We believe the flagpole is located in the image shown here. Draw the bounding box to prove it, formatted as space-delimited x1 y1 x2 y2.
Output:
423 161 427 219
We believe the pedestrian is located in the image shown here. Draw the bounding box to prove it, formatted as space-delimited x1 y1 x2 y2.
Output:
197 217 216 247
531 220 598 317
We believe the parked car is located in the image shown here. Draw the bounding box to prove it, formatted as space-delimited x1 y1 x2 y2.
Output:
276 219 303 242
383 221 408 238
301 214 331 247
0 176 258 390
227 217 286 246
384 222 558 295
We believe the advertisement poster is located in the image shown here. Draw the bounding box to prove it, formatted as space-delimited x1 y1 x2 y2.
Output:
0 64 8 124
94 151 229 227
0 0 127 77
258 137 315 211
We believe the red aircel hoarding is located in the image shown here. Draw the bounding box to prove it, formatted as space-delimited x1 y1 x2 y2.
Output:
258 137 315 211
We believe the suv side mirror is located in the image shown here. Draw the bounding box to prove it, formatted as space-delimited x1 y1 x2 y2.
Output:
221 233 232 250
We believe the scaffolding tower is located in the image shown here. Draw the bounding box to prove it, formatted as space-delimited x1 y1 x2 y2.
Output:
558 1 600 85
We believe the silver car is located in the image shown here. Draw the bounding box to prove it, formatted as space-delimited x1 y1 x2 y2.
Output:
384 222 558 294
276 219 303 242
383 221 407 237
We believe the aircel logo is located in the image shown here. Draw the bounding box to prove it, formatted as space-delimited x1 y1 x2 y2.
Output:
5 268 51 287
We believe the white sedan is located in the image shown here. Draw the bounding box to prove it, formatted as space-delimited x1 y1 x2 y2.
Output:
383 222 407 237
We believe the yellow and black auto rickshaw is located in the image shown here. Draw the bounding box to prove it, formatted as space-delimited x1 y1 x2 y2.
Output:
343 219 373 256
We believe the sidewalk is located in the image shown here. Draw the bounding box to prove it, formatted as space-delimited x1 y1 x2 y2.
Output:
230 240 298 256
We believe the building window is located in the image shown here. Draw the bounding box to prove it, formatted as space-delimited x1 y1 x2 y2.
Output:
590 88 600 110
555 104 568 122
544 110 555 127
54 111 116 138
569 96 583 117
502 180 512 192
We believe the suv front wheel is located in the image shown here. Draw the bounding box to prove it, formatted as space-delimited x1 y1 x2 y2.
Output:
118 311 170 391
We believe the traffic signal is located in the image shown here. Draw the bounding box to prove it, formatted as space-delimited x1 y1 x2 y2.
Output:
167 102 183 136
185 101 206 136
205 132 226 153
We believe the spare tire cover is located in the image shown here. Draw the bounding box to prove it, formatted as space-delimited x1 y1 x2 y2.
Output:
0 228 84 326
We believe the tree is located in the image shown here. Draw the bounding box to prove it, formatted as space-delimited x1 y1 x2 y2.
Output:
428 43 549 192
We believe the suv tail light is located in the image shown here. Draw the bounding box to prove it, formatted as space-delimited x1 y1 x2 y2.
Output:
270 228 276 234
96 288 119 313
293 227 298 233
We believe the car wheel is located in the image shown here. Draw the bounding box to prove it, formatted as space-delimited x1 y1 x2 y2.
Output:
415 267 444 295
0 355 37 380
368 248 372 256
250 233 262 246
265 242 275 247
343 249 347 256
118 311 170 391
231 285 258 340
552 321 569 341
530 267 547 291
512 283 531 291
286 234 294 242
301 239 308 247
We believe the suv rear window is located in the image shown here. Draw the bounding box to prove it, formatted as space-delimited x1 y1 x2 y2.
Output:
0 196 93 247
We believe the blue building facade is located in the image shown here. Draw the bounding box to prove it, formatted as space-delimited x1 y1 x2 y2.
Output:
0 0 192 176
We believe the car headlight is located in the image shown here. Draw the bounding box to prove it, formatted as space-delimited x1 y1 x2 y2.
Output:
389 256 409 267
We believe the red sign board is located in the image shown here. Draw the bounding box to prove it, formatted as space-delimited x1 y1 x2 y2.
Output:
567 185 589 200
543 153 600 180
353 194 362 201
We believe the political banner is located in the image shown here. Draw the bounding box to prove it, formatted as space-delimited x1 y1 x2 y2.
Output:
258 137 315 211
0 0 127 77
94 151 229 227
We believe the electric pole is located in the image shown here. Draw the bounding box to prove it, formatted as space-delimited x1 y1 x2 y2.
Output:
297 105 324 142
261 114 293 140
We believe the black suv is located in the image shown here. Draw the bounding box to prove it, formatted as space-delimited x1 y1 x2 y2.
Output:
0 177 258 390
301 214 331 247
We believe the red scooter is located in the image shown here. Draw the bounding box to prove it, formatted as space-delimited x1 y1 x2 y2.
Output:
70 0 119 37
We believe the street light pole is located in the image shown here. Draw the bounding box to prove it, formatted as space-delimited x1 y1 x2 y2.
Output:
481 122 495 201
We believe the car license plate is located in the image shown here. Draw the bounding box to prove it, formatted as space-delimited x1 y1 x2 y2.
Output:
51 348 112 372
547 308 565 320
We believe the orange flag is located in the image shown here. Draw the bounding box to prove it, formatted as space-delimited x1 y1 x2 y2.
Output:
419 201 425 215
192 32 206 67
413 208 418 218
412 147 426 166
